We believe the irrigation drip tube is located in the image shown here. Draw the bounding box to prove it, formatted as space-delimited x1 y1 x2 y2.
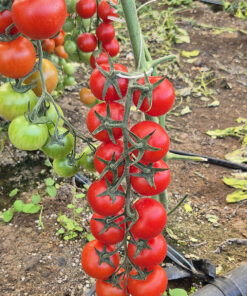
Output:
198 0 223 5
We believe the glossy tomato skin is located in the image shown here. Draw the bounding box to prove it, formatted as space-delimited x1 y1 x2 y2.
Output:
0 10 12 33
53 157 80 177
41 127 74 159
127 265 168 296
53 30 65 46
97 0 118 23
90 63 128 102
90 212 125 244
76 0 96 18
96 23 115 43
11 0 67 40
90 52 109 68
81 240 119 279
24 59 58 97
130 160 171 196
8 115 48 151
0 36 36 78
77 33 97 52
130 121 169 163
80 145 96 172
130 198 167 240
79 87 98 107
133 77 175 117
87 179 125 216
54 45 68 59
128 234 167 269
87 102 124 142
94 140 124 181
102 38 119 57
42 39 55 54
45 102 64 129
96 278 128 296
0 83 37 121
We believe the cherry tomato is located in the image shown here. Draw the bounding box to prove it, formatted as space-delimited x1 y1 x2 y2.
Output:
53 30 65 46
79 51 91 64
133 77 175 117
41 127 74 159
130 198 167 240
54 45 68 59
96 277 128 296
87 179 125 216
90 63 128 102
96 23 115 43
90 52 109 69
8 115 48 151
0 36 36 79
94 140 124 181
130 121 169 163
76 0 97 18
128 234 167 269
11 0 67 40
127 265 168 296
63 76 75 86
97 0 118 23
81 240 119 279
130 160 171 196
64 40 77 54
77 33 97 52
0 83 37 121
42 39 56 54
80 145 96 172
80 87 98 107
90 211 125 244
0 10 12 33
63 63 75 76
102 38 119 57
86 102 124 142
53 156 80 177
24 58 58 97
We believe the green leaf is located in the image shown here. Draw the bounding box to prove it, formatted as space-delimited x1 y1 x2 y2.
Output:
86 233 95 242
22 203 41 214
2 208 14 222
206 214 218 224
57 228 65 234
226 190 247 203
13 200 24 212
169 288 188 296
9 188 18 197
45 178 54 186
208 100 220 107
181 50 200 58
76 207 83 214
184 203 192 213
32 194 41 205
222 177 247 190
45 158 52 167
75 193 85 199
67 204 75 209
46 186 57 197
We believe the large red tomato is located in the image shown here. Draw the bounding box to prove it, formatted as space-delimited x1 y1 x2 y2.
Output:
128 234 167 269
133 77 175 116
130 121 169 163
87 179 125 216
130 198 167 240
0 36 36 78
90 63 128 102
11 0 67 40
127 265 168 296
96 277 128 296
81 240 119 279
86 102 125 142
130 160 171 196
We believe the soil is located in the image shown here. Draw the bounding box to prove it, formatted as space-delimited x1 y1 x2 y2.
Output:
0 1 247 295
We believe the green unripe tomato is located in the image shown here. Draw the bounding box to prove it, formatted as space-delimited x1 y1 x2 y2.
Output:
45 103 64 129
63 63 76 76
64 76 76 86
59 58 67 67
64 40 77 55
53 157 80 177
50 54 59 65
79 51 91 64
66 0 77 13
63 18 75 32
42 127 74 159
0 83 38 121
80 145 96 172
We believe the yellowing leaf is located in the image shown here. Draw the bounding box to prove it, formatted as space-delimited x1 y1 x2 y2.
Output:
180 106 192 115
225 148 247 163
223 177 247 190
181 50 200 58
206 214 218 223
184 203 192 213
226 190 247 203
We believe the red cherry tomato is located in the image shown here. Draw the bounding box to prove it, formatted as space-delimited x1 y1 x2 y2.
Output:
11 0 67 40
130 160 171 196
0 10 12 33
53 30 65 46
0 36 36 78
76 0 97 18
130 198 167 240
77 32 97 52
54 45 68 59
87 179 125 216
128 234 167 269
97 0 118 23
42 39 55 54
102 38 119 57
90 52 109 68
130 121 169 163
96 22 115 43
86 102 124 142
90 211 125 245
81 240 119 279
128 265 168 296
89 63 128 102
133 77 175 117
94 140 124 181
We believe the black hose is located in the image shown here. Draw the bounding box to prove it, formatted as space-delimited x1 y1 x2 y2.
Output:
198 0 223 5
170 149 247 171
